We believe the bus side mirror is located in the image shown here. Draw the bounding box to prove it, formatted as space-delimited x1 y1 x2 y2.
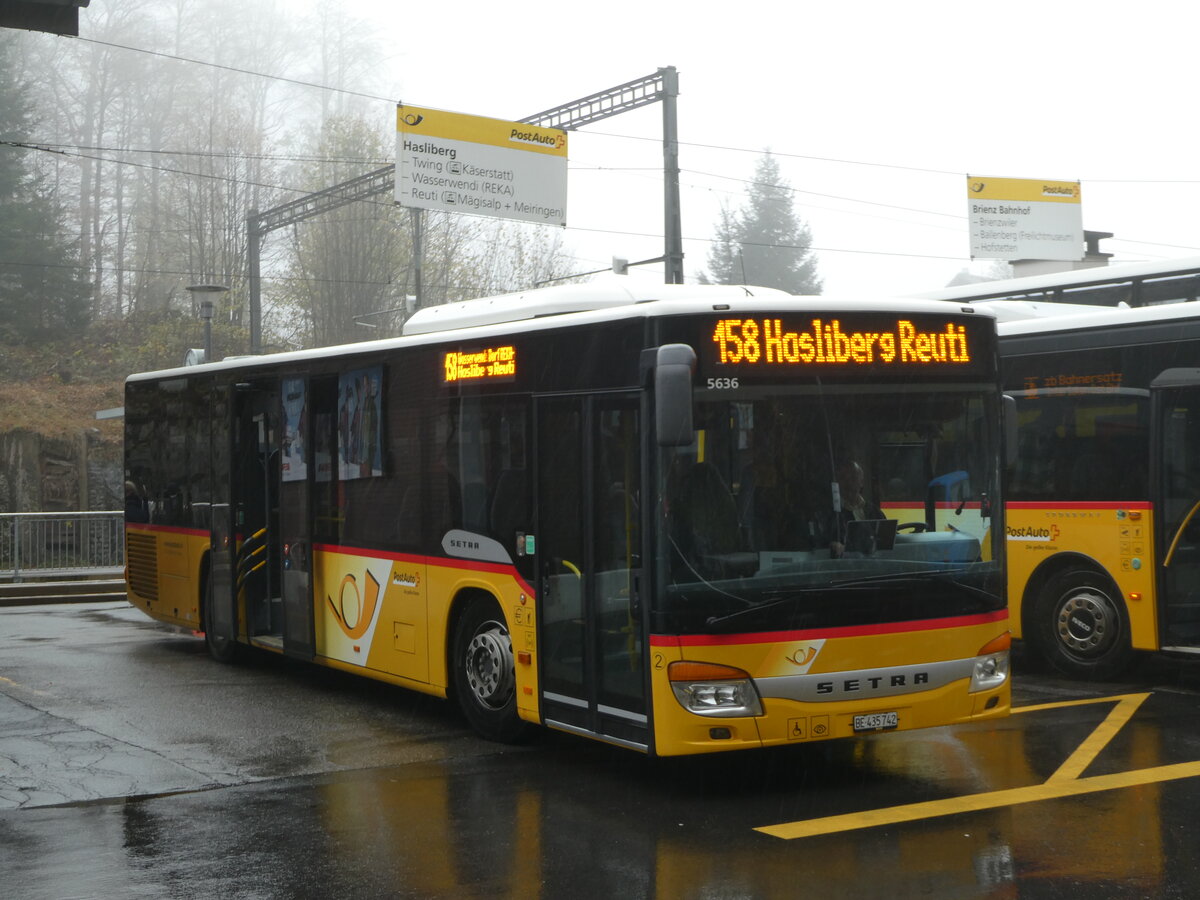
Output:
655 343 697 447
1003 394 1018 467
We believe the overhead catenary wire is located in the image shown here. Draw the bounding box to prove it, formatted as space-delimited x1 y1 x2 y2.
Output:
16 141 968 240
12 37 1200 268
53 34 1200 190
21 138 1194 259
2 140 975 263
19 139 1200 253
0 255 558 296
75 36 398 104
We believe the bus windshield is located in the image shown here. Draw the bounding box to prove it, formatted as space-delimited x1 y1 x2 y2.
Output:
655 382 1003 634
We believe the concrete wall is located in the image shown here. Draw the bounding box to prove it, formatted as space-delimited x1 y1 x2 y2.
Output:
0 429 122 513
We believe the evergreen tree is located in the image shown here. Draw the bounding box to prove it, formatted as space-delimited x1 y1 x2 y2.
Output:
705 152 822 294
0 37 90 342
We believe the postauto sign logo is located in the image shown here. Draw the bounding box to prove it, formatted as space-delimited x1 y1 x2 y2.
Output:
1006 524 1060 542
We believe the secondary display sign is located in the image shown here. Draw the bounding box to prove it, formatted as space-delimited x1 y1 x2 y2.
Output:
396 105 567 226
442 345 517 383
966 176 1083 261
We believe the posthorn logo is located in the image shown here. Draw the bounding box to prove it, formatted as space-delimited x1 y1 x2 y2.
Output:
784 640 825 673
787 647 818 666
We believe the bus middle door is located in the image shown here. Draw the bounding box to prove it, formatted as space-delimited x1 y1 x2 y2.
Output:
232 382 285 648
1152 368 1200 647
536 394 649 751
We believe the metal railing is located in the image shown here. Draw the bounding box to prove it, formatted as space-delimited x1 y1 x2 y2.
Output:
0 511 124 582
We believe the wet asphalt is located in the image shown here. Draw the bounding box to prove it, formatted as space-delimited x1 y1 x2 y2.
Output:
3 601 1200 899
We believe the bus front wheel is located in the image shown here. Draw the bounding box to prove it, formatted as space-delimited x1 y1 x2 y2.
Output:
452 597 528 744
1031 567 1133 679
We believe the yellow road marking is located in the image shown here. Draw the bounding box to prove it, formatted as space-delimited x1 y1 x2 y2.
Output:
756 759 1200 839
1048 693 1149 782
0 675 49 696
1011 693 1143 715
757 692 1187 840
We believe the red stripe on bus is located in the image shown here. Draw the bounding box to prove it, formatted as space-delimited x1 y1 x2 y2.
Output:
649 609 1009 647
881 502 984 510
1007 501 1152 510
313 543 428 565
125 523 209 538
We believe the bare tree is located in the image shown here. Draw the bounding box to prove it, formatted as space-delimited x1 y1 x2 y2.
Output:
462 220 578 296
283 116 408 347
19 0 296 335
13 0 577 362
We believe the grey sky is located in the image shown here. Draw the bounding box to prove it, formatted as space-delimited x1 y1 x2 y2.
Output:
94 0 1200 295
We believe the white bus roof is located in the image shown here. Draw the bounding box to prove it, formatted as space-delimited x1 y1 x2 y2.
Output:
400 281 794 334
971 299 1119 323
911 256 1200 304
997 296 1200 338
403 281 1003 335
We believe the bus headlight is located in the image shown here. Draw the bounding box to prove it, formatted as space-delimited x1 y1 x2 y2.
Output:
668 661 763 717
969 633 1011 692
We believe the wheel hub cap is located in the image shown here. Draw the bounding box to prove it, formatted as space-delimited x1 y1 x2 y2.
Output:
465 624 515 708
1057 591 1113 654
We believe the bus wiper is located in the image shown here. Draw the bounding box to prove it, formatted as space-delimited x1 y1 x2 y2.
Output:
704 589 824 630
828 571 997 602
826 571 947 588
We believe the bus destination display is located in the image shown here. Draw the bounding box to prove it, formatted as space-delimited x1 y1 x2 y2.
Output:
443 345 517 383
711 317 974 368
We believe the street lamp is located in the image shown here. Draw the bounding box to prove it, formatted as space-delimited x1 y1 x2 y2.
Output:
186 283 230 363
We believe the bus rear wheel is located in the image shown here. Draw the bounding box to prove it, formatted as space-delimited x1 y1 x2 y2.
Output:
1031 567 1133 679
452 596 528 744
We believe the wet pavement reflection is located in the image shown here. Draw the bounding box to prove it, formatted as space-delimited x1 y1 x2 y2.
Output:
6 698 1200 899
4 605 1200 898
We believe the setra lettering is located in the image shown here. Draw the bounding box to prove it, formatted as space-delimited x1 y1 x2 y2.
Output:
816 671 930 695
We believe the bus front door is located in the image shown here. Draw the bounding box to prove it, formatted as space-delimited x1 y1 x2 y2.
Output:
536 394 649 751
1152 369 1200 646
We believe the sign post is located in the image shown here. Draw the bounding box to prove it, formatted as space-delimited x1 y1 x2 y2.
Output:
966 176 1083 261
396 105 568 226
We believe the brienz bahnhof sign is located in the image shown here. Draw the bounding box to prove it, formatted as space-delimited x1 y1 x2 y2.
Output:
967 175 1083 261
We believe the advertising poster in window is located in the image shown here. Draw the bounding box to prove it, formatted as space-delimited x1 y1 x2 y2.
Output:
281 378 307 482
338 367 383 480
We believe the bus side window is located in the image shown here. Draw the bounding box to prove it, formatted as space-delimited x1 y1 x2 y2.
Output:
432 396 530 547
490 469 527 545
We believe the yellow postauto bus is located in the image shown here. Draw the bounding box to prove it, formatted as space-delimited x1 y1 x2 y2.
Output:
123 282 1010 756
916 258 1200 676
995 302 1200 676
